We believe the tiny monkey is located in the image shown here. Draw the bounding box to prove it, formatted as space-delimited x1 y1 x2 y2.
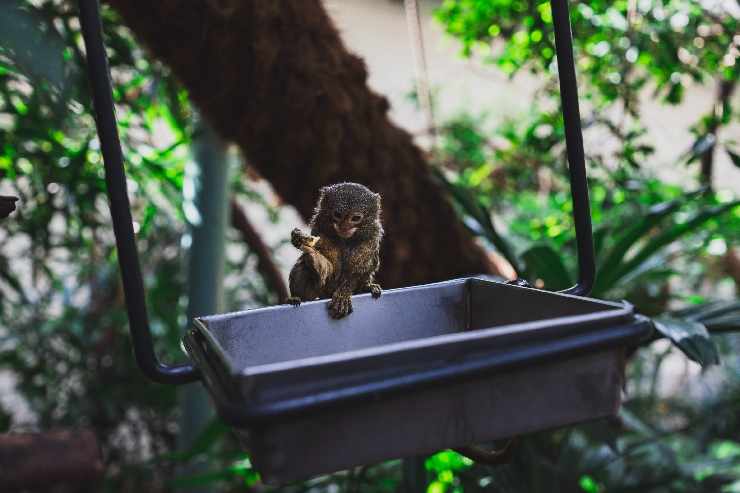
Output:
287 183 383 319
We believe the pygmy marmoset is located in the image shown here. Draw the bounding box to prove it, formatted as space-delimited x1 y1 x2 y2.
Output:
287 182 383 319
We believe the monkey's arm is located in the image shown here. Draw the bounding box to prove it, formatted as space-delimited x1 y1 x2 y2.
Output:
287 247 335 305
287 229 334 306
291 228 332 281
328 240 381 319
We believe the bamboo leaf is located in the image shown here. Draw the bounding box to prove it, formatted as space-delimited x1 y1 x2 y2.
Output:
685 301 740 322
670 300 727 319
682 134 715 164
433 168 522 273
604 200 739 292
652 317 720 366
701 315 740 333
727 148 740 169
593 189 706 294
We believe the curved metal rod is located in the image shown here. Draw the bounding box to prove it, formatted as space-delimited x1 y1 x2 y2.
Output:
550 0 596 296
78 0 199 385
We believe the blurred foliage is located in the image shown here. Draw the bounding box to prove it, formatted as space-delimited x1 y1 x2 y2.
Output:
0 0 738 492
0 0 281 490
435 0 739 181
436 0 740 181
436 0 738 96
426 0 740 492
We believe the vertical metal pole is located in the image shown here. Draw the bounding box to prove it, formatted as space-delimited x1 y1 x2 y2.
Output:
551 0 596 296
178 119 230 488
404 0 435 143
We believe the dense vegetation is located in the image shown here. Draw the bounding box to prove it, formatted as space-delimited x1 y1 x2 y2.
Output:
0 0 738 491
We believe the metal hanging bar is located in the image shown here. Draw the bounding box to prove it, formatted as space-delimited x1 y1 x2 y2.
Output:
77 0 199 385
75 0 596 387
550 0 596 296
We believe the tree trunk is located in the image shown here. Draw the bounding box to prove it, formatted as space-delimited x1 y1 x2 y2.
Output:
0 431 103 490
106 0 501 288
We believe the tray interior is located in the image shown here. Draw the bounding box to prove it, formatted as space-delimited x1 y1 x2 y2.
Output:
195 278 624 374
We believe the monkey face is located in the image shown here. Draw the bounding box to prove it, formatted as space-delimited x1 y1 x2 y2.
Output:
313 183 381 241
331 208 365 238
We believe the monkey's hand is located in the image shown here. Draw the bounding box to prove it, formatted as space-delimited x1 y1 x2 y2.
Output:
291 228 318 250
367 282 382 298
328 289 353 319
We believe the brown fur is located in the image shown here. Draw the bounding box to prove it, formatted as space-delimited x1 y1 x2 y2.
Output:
288 183 382 319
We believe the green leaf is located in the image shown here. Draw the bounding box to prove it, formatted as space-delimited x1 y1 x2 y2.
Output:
155 418 228 463
671 299 728 319
722 480 740 493
682 134 715 165
702 315 740 334
521 244 572 290
433 168 522 273
727 148 740 169
0 4 68 91
592 224 611 262
579 475 599 493
593 189 706 294
0 404 10 432
710 440 740 460
686 301 740 322
603 200 740 293
426 450 472 473
652 316 720 366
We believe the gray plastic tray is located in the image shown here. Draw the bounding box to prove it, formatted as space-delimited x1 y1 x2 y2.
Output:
183 278 650 483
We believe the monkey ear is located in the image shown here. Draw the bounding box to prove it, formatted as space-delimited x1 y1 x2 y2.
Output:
373 192 381 207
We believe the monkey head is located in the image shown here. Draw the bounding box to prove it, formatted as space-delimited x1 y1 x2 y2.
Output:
310 182 382 242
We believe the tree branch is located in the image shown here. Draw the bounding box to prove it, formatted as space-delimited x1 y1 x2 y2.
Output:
230 200 290 301
106 0 503 288
699 78 736 186
0 430 104 490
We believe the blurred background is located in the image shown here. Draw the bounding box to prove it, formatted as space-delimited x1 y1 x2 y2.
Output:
0 0 738 491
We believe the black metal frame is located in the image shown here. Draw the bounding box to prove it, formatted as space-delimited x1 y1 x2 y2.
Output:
77 0 595 385
551 0 595 296
78 0 198 384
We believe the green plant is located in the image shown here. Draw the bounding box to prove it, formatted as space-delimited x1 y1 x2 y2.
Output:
435 0 738 185
0 1 279 489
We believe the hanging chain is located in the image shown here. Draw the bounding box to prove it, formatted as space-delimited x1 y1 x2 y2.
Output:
403 0 436 144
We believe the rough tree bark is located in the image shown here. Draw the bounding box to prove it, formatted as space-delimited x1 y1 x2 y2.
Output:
0 431 104 490
106 0 502 288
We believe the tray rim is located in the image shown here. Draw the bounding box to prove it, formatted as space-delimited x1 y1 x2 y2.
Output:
199 277 627 324
183 278 653 424
192 277 635 379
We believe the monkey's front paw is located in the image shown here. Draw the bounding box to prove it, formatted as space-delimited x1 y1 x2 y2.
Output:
291 228 307 249
328 293 353 319
368 283 382 298
286 296 302 306
291 228 319 249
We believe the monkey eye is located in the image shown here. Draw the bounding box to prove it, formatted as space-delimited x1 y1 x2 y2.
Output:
332 210 342 220
350 213 363 223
